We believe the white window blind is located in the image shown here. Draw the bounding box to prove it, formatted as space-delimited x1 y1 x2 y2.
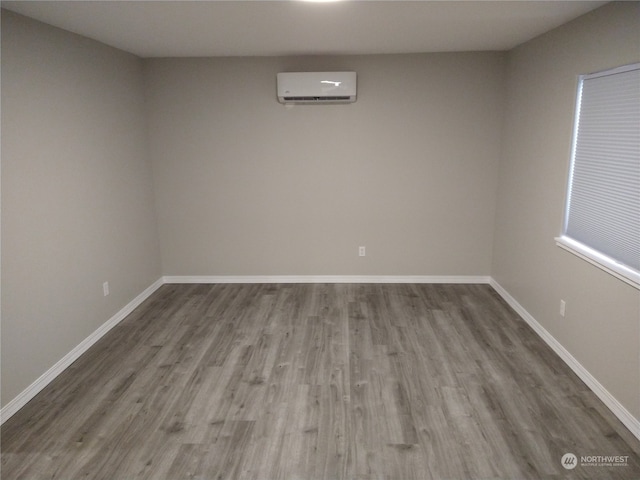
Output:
558 63 640 288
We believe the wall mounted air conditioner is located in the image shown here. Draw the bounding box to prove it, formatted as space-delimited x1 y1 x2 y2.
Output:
277 72 357 104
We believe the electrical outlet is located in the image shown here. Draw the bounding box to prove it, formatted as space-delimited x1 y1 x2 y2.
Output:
359 246 366 257
560 300 566 317
103 281 110 297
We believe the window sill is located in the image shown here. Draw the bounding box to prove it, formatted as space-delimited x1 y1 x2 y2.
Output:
555 236 640 290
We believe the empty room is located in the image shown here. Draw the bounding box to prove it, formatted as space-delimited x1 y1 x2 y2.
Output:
1 1 639 478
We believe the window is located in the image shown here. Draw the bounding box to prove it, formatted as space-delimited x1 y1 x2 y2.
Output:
556 63 640 289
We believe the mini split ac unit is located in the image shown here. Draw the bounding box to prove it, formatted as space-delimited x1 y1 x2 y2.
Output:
277 72 357 104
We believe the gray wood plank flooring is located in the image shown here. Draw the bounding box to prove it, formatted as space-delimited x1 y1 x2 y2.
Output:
2 283 640 479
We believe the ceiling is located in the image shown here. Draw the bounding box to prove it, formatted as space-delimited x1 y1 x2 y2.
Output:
2 1 609 58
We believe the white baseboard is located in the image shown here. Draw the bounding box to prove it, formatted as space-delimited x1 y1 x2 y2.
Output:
0 277 164 425
162 275 492 284
4 275 637 445
489 278 640 442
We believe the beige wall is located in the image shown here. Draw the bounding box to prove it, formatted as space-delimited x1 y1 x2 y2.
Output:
144 53 505 276
1 11 162 406
492 1 640 419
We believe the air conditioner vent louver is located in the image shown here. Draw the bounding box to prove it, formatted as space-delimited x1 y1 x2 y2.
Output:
277 72 357 104
282 96 352 102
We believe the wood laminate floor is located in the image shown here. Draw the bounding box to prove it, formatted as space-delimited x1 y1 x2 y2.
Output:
2 283 640 479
